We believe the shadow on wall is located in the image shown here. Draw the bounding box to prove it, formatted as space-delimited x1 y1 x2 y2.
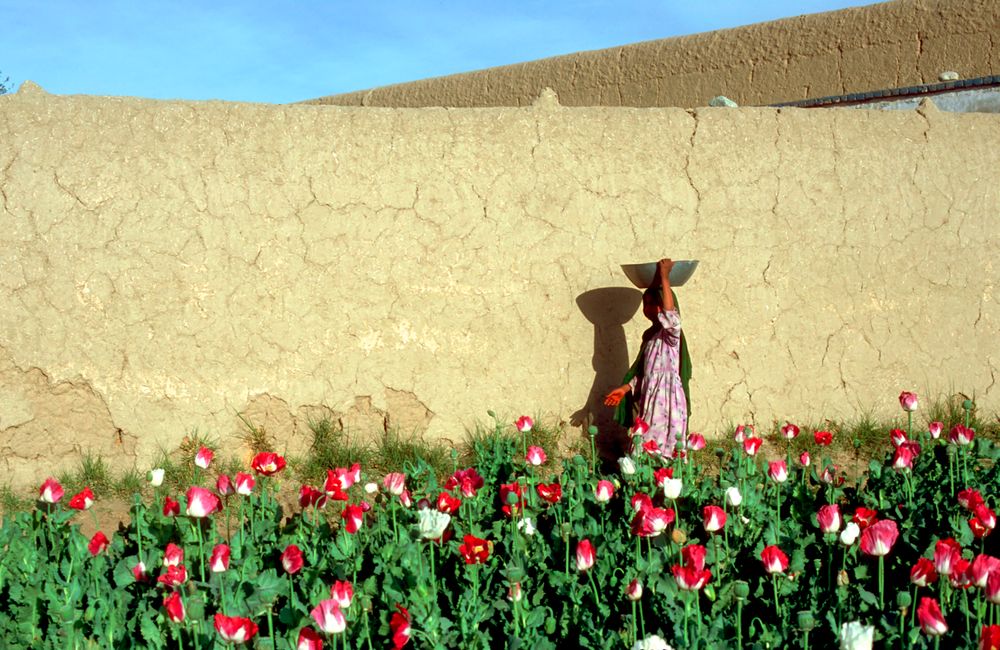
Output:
572 287 642 459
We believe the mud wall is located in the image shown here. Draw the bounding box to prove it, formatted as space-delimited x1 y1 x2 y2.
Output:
1 83 998 487
308 0 1000 109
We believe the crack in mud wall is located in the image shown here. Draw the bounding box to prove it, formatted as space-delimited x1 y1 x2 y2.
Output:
1 83 998 486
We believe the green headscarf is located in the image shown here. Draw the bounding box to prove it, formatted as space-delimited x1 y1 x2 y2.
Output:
613 289 692 428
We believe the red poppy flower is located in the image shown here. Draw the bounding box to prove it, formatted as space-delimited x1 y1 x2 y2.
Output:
653 467 673 486
761 545 789 574
575 539 595 571
330 580 354 609
281 544 304 575
383 472 407 496
163 591 185 623
959 489 985 511
981 625 1000 650
251 452 286 476
971 517 992 538
987 572 1000 605
39 477 64 504
630 507 674 537
390 604 411 649
297 627 323 650
949 425 975 446
444 468 484 497
916 597 947 636
210 544 231 573
969 555 1000 589
910 557 938 587
163 542 184 567
949 558 972 589
853 507 878 529
458 534 492 564
132 561 149 583
214 614 259 644
195 447 214 469
157 565 188 587
436 492 462 514
860 519 899 557
341 504 364 534
499 482 525 518
88 531 109 556
672 562 712 590
299 485 327 510
631 493 655 515
594 480 615 503
934 538 963 576
813 430 833 446
234 472 255 496
703 506 726 533
69 487 95 510
525 445 547 466
768 460 788 483
682 544 708 572
631 418 649 437
974 504 997 530
817 505 841 534
186 486 219 518
743 437 763 456
641 439 661 456
535 483 562 505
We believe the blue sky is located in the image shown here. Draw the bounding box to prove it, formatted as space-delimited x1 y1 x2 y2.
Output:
3 1 878 104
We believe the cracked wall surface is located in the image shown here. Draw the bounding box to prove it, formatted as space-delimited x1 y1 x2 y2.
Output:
1 82 998 487
307 0 1000 109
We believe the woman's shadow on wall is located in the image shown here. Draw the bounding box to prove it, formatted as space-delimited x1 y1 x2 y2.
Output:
571 287 642 460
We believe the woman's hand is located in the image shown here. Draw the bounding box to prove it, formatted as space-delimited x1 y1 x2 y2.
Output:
604 385 631 406
657 258 676 311
658 258 674 279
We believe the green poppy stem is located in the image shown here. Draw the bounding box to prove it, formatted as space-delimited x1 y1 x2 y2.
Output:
192 518 205 583
587 571 601 610
694 590 703 647
589 430 598 477
238 498 246 550
878 555 885 612
631 600 638 646
190 618 201 650
219 572 228 614
249 493 257 542
683 590 691 648
266 606 275 649
775 486 782 540
773 574 782 621
391 501 399 542
429 541 437 603
736 597 743 648
133 493 144 562
638 596 646 642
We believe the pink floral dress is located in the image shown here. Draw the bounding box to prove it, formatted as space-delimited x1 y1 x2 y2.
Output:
629 309 687 456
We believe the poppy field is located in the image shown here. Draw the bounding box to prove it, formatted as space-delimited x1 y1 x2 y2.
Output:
2 393 1000 649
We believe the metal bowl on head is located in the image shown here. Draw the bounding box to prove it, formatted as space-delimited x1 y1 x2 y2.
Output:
620 260 699 289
